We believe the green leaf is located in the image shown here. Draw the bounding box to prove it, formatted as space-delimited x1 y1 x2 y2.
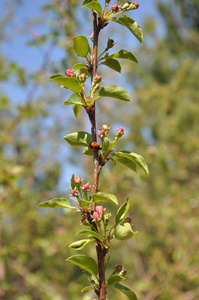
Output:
79 199 90 209
113 151 149 174
114 283 138 300
114 223 137 240
82 0 102 14
111 153 137 172
73 35 90 57
82 146 93 155
92 192 118 205
71 174 76 189
73 63 86 70
107 275 125 288
63 131 92 147
106 49 137 63
113 14 143 44
64 93 82 106
37 198 74 209
66 255 98 276
99 85 132 101
49 74 81 93
81 286 93 292
101 59 121 73
73 104 82 118
116 199 130 224
69 239 94 250
75 230 102 241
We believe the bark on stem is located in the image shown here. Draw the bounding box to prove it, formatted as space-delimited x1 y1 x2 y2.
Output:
88 11 106 300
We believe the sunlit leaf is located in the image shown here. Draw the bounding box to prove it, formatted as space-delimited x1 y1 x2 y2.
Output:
63 131 92 147
49 74 81 93
99 85 132 101
106 49 137 63
73 35 90 57
64 93 82 106
75 229 102 241
101 59 121 73
107 275 125 288
69 239 94 250
114 283 138 300
37 198 74 209
92 192 118 205
73 103 82 118
66 255 98 276
113 151 149 174
114 223 137 240
82 0 102 14
113 14 143 44
115 199 130 224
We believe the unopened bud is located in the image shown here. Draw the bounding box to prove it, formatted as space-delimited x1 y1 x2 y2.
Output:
112 4 119 12
94 75 102 83
98 129 105 138
65 69 74 77
96 206 104 213
71 189 78 196
89 31 94 42
79 73 87 83
93 212 101 221
74 176 81 184
82 183 90 191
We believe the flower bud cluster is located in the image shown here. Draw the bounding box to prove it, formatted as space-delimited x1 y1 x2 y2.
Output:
114 127 126 141
113 264 128 276
70 176 90 198
65 69 88 85
121 1 139 11
98 124 111 140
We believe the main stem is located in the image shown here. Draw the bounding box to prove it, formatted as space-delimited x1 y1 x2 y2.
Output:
88 11 106 300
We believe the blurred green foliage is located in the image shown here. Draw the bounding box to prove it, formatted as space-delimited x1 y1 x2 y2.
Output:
1 0 199 300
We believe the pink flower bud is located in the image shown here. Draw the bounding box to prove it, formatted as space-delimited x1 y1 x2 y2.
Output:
117 127 124 134
71 189 78 196
134 1 139 9
116 264 123 270
123 268 127 274
102 124 110 131
94 75 102 83
96 206 104 213
125 217 131 223
112 4 119 12
93 212 100 221
98 129 105 138
79 73 87 83
106 38 115 50
89 31 94 42
82 183 90 191
74 176 81 184
65 69 74 77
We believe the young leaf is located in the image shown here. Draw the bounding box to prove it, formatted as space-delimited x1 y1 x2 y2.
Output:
92 192 118 205
75 230 102 241
81 286 93 292
71 174 76 189
113 14 143 44
113 151 149 174
73 35 90 57
49 74 81 93
82 0 102 14
103 137 110 152
64 93 82 106
69 239 95 250
99 85 132 101
66 255 98 277
73 103 82 118
73 63 86 70
37 198 74 209
101 59 121 73
107 275 125 288
82 146 93 155
114 223 137 240
111 153 137 172
63 131 92 147
115 199 130 224
106 49 137 63
114 283 138 300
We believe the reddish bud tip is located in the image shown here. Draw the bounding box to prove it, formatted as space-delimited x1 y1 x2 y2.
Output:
65 69 74 77
71 189 78 195
93 212 101 221
98 129 105 137
116 264 123 270
74 176 81 184
82 183 90 191
134 1 139 9
79 73 87 83
96 205 104 213
125 217 131 223
112 4 119 12
94 75 102 83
